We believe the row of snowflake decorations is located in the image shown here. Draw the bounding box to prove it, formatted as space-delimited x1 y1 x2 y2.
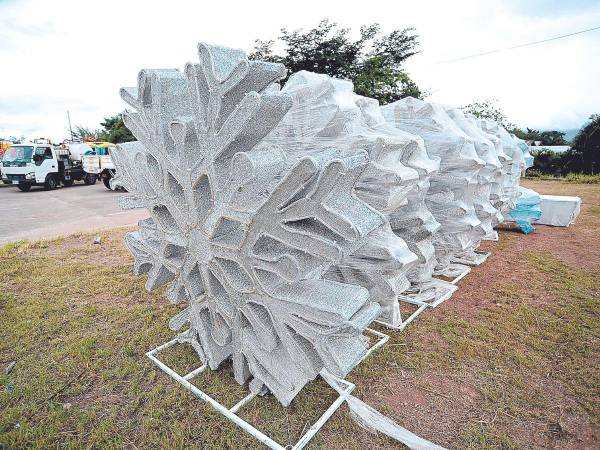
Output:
110 42 530 406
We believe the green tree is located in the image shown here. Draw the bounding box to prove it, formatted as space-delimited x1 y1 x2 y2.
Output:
74 125 101 141
513 127 541 141
98 115 135 144
538 130 567 146
512 128 567 146
353 56 421 103
75 115 135 144
567 114 600 174
250 20 423 104
461 99 515 130
530 148 566 175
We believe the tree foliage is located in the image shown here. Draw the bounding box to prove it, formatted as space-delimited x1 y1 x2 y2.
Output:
462 99 569 147
74 114 135 144
566 114 600 174
461 99 515 130
73 126 98 141
538 130 568 145
529 148 566 175
513 128 568 145
99 115 135 144
527 115 599 175
460 99 589 175
250 20 423 104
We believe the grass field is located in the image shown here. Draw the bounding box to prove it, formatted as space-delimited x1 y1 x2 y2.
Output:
1 179 599 449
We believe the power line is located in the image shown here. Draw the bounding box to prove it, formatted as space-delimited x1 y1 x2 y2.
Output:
437 25 600 64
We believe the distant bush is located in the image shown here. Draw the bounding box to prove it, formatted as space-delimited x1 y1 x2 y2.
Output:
530 148 567 175
525 169 550 178
563 173 600 184
568 114 600 174
523 171 600 184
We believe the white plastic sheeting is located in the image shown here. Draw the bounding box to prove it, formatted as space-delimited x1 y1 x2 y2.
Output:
445 107 503 242
483 129 541 234
381 97 485 276
476 119 515 215
513 135 534 169
321 370 448 450
535 195 582 226
264 71 438 326
504 135 541 233
476 119 546 234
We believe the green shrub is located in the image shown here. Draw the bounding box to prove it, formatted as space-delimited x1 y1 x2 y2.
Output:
522 172 600 184
563 173 600 184
530 148 567 175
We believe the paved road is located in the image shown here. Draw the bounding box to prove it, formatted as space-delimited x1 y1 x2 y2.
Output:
0 182 148 244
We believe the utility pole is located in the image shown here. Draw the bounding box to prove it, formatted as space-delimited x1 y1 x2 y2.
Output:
67 110 74 142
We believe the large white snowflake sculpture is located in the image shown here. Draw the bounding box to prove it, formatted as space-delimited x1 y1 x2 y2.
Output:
262 71 428 326
381 97 486 276
112 43 406 406
477 119 524 212
445 107 503 244
470 116 512 221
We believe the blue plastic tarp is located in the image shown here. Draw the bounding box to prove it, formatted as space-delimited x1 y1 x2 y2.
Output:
507 186 542 234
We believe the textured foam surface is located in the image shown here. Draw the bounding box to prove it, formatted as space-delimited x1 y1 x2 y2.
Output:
112 44 415 406
381 97 485 274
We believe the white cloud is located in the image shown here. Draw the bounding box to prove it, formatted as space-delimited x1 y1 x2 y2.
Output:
0 0 599 141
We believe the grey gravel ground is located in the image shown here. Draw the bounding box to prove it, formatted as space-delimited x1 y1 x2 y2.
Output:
0 181 148 244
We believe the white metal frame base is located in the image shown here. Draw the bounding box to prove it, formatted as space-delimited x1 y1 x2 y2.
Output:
406 278 458 308
452 250 491 267
375 279 457 331
146 328 389 450
483 230 499 241
435 263 471 285
375 301 430 332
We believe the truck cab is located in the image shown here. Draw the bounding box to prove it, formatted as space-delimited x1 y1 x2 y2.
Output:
1 142 96 191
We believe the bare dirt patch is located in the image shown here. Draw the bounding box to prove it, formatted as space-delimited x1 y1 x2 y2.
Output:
362 179 600 449
23 227 133 267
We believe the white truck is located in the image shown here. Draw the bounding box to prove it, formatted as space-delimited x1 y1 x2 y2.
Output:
0 141 97 191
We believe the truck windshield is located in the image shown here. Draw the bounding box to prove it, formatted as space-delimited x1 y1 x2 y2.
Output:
2 146 34 163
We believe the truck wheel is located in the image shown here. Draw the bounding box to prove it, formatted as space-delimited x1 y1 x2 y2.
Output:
17 184 32 192
103 176 113 190
84 174 97 185
63 179 74 187
44 175 58 190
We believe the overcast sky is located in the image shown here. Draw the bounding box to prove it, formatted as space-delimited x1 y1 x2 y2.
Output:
1 0 599 141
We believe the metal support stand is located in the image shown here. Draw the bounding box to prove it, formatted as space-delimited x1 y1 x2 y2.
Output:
452 250 491 267
483 230 499 241
375 278 457 331
146 328 389 450
375 300 430 332
435 263 471 285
